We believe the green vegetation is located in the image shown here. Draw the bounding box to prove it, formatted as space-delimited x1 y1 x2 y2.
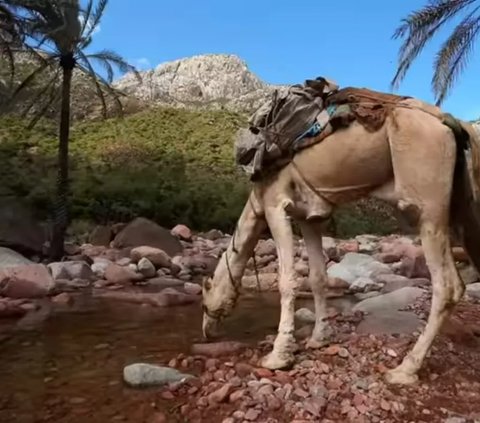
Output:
0 106 405 237
1 0 139 259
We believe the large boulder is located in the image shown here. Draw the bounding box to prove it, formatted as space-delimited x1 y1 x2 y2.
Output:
353 286 425 314
130 246 172 268
327 253 391 285
0 198 46 256
0 247 33 269
48 261 95 281
88 225 112 247
104 263 143 285
0 264 55 298
112 218 182 256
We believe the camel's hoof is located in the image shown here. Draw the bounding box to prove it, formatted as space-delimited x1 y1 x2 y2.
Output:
385 368 419 385
259 352 294 370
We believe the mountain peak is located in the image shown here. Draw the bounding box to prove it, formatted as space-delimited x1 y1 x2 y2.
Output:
115 53 283 112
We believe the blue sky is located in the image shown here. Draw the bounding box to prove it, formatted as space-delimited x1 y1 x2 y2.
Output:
89 0 480 120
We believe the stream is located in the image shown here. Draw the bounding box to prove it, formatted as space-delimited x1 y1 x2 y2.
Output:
0 292 355 422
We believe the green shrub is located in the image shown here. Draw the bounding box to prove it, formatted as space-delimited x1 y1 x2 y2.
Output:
0 107 405 236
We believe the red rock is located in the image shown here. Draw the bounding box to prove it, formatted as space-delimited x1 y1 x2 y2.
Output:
266 394 282 410
208 383 232 404
400 246 430 279
356 404 368 415
205 358 219 371
191 342 247 358
380 399 391 411
160 391 175 400
81 245 107 258
338 240 359 254
374 252 402 264
213 369 225 381
274 371 293 384
171 224 193 241
327 277 350 289
130 246 172 268
229 389 245 402
0 299 27 318
51 293 73 305
257 384 274 397
304 397 327 417
323 345 342 356
353 393 365 407
244 408 261 421
318 363 330 374
148 412 167 423
232 411 245 420
381 238 430 279
93 288 198 307
183 282 202 295
0 264 55 298
104 264 143 285
235 362 253 377
293 388 309 399
253 368 273 378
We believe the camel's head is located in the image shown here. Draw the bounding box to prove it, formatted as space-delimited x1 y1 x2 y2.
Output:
201 264 239 339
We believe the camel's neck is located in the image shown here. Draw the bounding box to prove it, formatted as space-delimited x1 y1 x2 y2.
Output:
214 191 267 288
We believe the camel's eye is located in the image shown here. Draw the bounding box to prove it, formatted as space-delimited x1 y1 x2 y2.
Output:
204 280 212 291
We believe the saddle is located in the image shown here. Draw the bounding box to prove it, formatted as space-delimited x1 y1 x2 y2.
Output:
234 78 437 181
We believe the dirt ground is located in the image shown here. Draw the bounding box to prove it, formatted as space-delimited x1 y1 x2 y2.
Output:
161 293 480 423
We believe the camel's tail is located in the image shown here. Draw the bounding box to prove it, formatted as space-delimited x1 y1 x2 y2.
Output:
448 116 480 272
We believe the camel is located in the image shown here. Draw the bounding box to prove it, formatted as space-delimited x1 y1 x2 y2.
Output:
201 89 480 385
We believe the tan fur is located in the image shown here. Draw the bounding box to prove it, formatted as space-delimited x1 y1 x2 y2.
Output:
202 99 480 385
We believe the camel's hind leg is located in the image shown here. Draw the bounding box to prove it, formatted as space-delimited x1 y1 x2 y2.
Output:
298 219 333 347
386 217 464 384
384 109 465 384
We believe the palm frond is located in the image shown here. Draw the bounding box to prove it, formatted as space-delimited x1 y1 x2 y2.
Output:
79 0 94 34
76 51 115 118
27 87 61 129
10 55 57 100
81 0 106 42
20 67 60 119
432 12 480 105
391 0 476 89
85 49 141 82
0 2 22 78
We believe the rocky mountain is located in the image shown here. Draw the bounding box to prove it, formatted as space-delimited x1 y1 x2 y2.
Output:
114 54 286 112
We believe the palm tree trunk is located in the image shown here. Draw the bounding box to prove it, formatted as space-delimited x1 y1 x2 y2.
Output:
50 62 73 260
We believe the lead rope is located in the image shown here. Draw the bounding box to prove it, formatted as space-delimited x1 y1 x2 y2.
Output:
223 190 262 295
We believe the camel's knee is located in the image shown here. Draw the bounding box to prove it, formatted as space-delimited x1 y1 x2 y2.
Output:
278 275 300 296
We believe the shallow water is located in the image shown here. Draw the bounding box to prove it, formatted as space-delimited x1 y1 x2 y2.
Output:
0 292 355 423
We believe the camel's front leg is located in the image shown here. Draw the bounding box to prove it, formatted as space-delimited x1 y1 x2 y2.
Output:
299 219 333 348
260 201 299 370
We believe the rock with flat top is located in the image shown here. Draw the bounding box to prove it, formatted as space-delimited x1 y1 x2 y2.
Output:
112 217 182 256
123 363 193 387
353 286 425 314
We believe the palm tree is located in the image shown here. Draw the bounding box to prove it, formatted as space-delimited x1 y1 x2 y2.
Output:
4 0 140 259
391 0 480 106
